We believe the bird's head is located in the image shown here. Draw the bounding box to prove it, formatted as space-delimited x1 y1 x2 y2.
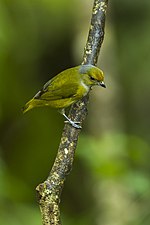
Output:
79 64 106 88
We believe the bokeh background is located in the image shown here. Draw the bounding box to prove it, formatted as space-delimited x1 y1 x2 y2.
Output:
0 0 150 224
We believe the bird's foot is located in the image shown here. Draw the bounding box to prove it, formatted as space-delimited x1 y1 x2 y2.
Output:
59 109 82 129
64 120 82 129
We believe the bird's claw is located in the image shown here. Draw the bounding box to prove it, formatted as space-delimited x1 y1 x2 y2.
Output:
64 120 82 129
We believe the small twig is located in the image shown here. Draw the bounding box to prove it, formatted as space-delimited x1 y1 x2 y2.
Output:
36 1 108 224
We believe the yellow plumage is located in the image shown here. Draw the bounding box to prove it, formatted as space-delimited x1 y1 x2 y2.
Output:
23 64 105 128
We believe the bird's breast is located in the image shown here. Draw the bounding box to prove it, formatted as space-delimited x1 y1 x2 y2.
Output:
79 80 90 96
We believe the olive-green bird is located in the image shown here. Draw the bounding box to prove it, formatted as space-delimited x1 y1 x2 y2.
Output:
23 64 106 128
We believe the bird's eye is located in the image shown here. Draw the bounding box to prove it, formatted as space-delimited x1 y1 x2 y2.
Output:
90 77 95 81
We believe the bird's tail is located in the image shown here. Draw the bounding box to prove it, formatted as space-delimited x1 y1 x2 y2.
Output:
22 99 34 114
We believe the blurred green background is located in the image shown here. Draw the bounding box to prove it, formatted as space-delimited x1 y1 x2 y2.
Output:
0 0 150 224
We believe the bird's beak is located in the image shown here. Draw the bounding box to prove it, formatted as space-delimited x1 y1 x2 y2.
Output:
99 81 106 88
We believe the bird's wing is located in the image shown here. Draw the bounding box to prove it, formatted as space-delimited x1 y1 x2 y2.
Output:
34 81 79 101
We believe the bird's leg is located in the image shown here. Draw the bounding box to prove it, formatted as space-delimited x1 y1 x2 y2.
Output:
59 109 82 129
63 114 82 129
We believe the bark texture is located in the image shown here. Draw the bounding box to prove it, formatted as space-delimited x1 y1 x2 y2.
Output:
36 1 108 224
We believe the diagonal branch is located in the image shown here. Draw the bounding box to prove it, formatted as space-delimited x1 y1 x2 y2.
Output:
36 1 108 225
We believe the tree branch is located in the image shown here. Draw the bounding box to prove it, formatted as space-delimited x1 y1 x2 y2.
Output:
36 0 108 224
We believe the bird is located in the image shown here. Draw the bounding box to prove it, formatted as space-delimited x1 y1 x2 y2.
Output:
22 64 106 128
